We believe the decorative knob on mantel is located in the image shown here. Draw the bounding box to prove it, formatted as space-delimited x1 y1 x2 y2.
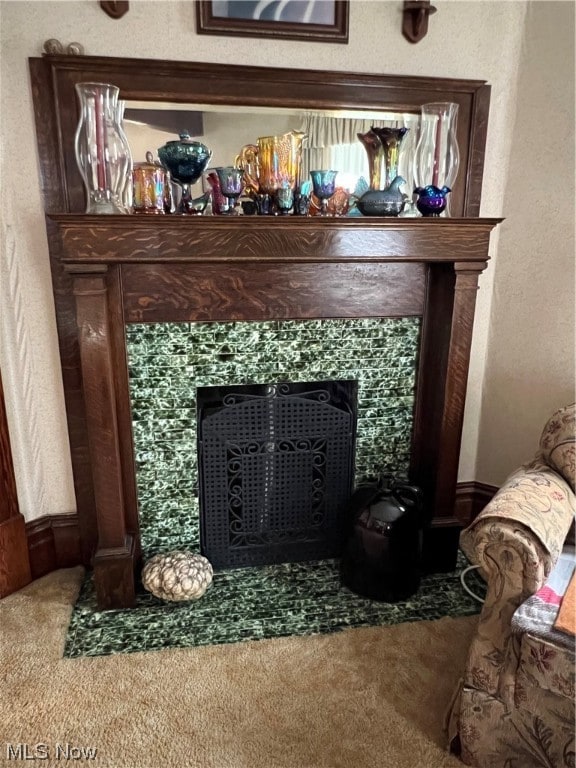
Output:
42 39 85 55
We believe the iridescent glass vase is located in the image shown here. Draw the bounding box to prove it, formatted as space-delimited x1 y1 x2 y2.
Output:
215 166 244 215
74 82 132 214
413 103 459 215
414 185 452 216
236 131 307 196
369 126 409 190
310 170 337 217
357 127 409 191
132 151 166 215
356 129 384 190
205 170 228 215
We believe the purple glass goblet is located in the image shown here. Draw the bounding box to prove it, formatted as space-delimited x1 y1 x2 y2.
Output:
310 170 338 217
215 166 244 215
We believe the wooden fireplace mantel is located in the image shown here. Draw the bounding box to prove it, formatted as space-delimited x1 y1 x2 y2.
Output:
52 215 498 263
24 54 498 609
49 214 500 609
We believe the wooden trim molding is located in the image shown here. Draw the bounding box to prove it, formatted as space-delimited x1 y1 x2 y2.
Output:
0 372 32 598
0 375 20 523
0 515 31 597
26 514 81 580
454 481 498 527
1 483 495 592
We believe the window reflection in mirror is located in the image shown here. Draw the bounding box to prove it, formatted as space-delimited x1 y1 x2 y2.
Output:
124 102 420 197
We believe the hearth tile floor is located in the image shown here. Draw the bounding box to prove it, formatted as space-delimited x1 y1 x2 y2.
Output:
63 553 485 658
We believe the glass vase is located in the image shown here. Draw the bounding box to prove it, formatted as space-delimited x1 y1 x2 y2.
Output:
115 99 133 210
357 126 409 191
369 126 409 190
74 82 132 214
413 102 460 215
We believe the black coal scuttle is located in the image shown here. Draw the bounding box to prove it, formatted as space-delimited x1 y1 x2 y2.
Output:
340 476 424 602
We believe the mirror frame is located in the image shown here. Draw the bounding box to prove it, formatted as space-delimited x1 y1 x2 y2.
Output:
29 55 490 218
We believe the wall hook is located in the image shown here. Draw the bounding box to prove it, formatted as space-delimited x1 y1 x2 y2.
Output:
99 1 129 19
402 0 436 43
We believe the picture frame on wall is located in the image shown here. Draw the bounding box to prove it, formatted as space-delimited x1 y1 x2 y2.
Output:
195 1 349 43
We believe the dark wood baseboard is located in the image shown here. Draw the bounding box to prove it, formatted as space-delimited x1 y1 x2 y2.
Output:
422 517 463 573
9 482 496 589
422 483 498 572
26 514 82 579
454 481 498 527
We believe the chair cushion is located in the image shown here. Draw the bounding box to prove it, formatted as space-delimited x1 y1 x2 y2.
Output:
539 403 575 491
511 546 575 651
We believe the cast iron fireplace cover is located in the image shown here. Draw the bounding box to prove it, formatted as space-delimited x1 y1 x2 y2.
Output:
197 380 357 569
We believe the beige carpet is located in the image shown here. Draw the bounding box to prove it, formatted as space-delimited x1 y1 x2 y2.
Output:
0 567 474 768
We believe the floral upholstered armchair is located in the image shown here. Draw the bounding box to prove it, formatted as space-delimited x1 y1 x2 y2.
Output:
447 404 575 768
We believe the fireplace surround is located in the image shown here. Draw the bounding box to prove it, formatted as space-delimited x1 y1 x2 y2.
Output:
30 55 501 608
127 317 420 562
49 215 499 608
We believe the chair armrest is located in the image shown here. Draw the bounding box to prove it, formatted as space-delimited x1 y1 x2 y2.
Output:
462 456 575 585
459 457 575 702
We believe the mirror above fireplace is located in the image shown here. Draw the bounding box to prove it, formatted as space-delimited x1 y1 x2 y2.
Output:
30 54 491 217
123 100 422 193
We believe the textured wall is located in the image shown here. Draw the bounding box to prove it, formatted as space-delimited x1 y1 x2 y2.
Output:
475 1 576 484
0 0 538 521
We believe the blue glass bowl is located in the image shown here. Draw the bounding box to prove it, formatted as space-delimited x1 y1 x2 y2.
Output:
158 131 212 186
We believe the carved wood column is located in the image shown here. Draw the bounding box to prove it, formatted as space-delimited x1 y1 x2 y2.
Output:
435 261 488 509
414 260 488 571
0 372 32 597
69 264 136 608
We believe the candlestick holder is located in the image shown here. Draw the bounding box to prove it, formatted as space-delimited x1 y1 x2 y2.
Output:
413 102 459 216
74 82 132 214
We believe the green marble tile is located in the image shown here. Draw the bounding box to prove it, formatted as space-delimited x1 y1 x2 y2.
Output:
125 318 420 560
64 552 484 658
63 317 487 660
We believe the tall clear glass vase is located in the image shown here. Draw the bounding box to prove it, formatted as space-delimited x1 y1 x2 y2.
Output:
74 82 132 214
115 99 133 211
413 102 460 215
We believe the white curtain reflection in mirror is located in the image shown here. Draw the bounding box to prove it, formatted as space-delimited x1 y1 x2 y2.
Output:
299 113 420 194
123 103 422 201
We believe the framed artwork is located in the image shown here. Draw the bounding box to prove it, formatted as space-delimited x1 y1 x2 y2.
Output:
196 1 349 43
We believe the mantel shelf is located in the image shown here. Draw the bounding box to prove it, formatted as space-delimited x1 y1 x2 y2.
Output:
49 214 502 226
49 214 503 266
